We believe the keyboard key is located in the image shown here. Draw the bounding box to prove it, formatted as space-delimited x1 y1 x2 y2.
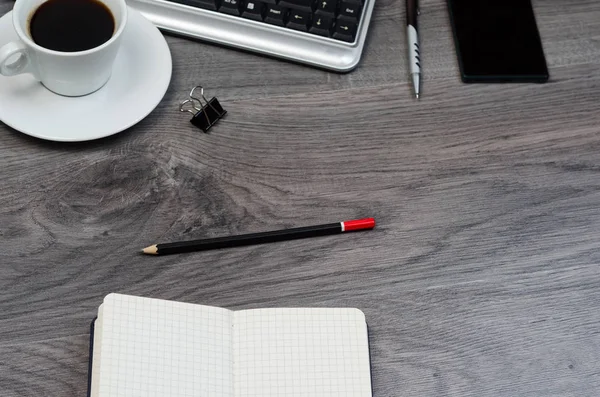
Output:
278 0 313 13
265 5 287 26
168 0 219 11
309 16 333 37
332 20 357 42
287 10 311 31
219 0 242 15
338 1 361 21
314 0 336 17
242 0 265 20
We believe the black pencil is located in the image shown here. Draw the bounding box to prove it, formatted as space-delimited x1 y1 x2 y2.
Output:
141 218 376 255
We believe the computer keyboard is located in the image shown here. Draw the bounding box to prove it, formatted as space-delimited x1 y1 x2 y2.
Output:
126 0 376 71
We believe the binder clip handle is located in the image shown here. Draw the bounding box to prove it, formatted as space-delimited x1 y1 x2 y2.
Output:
179 85 227 133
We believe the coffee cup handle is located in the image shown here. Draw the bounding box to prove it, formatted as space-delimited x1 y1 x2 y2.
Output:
0 41 41 79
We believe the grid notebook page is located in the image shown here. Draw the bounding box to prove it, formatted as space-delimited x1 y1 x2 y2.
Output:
96 293 234 397
233 308 372 397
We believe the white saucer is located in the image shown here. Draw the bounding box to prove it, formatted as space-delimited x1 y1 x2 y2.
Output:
0 7 172 142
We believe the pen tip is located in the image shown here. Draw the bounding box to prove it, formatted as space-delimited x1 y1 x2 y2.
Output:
415 93 420 100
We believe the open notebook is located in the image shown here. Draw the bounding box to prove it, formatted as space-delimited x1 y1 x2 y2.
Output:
88 293 372 397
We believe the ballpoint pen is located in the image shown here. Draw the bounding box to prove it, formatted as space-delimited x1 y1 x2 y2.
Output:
406 0 421 99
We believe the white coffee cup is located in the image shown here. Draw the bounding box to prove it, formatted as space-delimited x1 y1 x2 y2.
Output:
0 0 127 96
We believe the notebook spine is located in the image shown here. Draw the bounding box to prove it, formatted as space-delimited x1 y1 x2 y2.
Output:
87 317 97 397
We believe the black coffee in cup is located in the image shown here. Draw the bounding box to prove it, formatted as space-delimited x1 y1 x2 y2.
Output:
29 0 115 52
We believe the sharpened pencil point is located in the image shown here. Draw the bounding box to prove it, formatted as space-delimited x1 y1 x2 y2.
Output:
142 245 158 255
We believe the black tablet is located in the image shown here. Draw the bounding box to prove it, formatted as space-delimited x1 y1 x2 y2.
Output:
447 0 549 83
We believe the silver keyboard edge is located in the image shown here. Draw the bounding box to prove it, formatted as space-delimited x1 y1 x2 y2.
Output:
126 0 375 71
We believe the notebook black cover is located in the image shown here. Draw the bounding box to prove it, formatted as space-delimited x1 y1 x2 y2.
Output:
87 317 96 397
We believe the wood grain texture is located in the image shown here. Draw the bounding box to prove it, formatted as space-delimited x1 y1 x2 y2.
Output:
2 0 600 395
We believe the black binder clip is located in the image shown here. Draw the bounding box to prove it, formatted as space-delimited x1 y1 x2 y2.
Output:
179 85 227 133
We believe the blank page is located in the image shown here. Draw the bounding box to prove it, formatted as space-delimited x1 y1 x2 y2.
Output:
233 308 372 397
93 293 234 397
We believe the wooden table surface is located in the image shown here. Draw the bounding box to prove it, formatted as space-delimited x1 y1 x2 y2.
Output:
2 0 600 395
